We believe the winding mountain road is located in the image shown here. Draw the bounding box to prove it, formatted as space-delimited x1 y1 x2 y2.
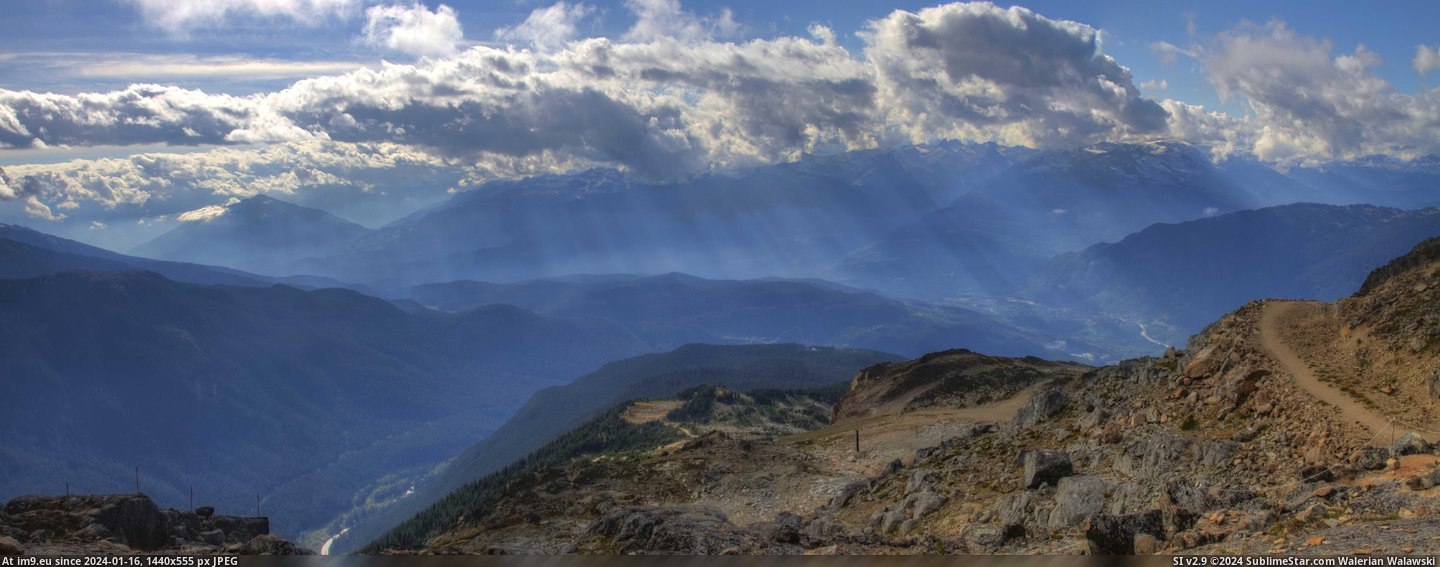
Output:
1258 301 1437 445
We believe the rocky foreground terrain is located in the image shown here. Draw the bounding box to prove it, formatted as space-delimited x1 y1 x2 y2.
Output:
0 493 311 555
373 238 1440 556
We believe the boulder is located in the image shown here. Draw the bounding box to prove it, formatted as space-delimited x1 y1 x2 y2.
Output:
1428 371 1440 399
198 529 225 546
1191 440 1238 467
1184 345 1222 378
1021 449 1074 489
1013 389 1069 429
1049 476 1106 530
0 536 23 556
1405 468 1440 491
1114 434 1191 479
910 489 947 520
212 516 269 543
1084 510 1166 555
1355 447 1392 471
194 506 214 518
753 512 802 545
1392 432 1431 456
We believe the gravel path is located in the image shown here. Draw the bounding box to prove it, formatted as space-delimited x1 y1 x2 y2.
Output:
1259 300 1438 444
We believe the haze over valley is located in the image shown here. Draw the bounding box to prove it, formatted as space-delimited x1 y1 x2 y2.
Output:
2 0 1440 557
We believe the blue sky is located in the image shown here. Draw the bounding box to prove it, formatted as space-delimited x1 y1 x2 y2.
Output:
0 0 1437 243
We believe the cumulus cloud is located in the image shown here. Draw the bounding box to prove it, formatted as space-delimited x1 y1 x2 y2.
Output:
0 1 1178 183
123 0 361 32
495 2 595 51
862 3 1168 148
362 3 465 58
1417 44 1440 77
28 0 1440 210
1 140 470 232
0 84 258 149
1206 22 1440 162
623 0 740 43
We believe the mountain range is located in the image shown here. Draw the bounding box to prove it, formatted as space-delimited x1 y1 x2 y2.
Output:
131 195 373 277
1032 203 1440 344
6 139 1440 554
120 141 1440 303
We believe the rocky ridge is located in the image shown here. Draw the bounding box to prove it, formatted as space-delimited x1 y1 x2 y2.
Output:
0 493 312 556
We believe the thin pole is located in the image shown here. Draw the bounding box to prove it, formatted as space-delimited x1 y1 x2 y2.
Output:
189 487 194 510
256 493 261 517
854 429 860 453
65 482 69 497
134 467 140 493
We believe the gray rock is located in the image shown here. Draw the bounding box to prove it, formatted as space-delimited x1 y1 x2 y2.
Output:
908 489 947 520
1021 449 1074 489
1013 389 1069 429
995 491 1033 534
879 510 906 534
1355 447 1392 471
905 469 937 495
1191 440 1239 467
194 506 214 518
0 536 23 556
962 525 1005 552
1393 432 1431 456
1114 434 1190 479
1084 510 1165 555
211 515 269 543
1405 468 1440 491
198 529 225 546
1049 475 1106 530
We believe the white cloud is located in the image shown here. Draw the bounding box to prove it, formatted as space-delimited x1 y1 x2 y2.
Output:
0 167 13 199
0 1 1174 183
1151 40 1201 65
362 3 465 58
176 202 232 222
495 2 595 51
1140 79 1168 92
68 54 368 81
861 3 1168 148
1417 44 1440 77
0 84 260 148
1206 21 1440 163
2 141 465 227
623 0 738 43
123 0 361 33
8 0 1439 221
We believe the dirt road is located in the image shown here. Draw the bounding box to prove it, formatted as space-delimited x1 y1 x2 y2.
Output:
1259 301 1434 445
